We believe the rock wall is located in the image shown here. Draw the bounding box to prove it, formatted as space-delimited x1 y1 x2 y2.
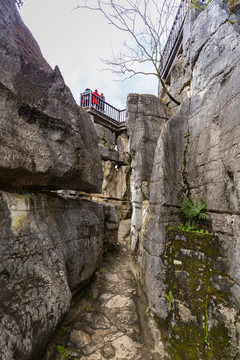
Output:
95 123 130 204
126 93 171 258
0 0 103 192
127 0 240 357
76 119 131 251
0 191 104 360
94 123 131 249
163 230 239 359
0 1 106 359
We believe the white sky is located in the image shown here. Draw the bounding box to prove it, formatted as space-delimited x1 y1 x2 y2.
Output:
19 0 160 109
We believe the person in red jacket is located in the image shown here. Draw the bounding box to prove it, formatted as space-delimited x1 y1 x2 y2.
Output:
92 89 100 109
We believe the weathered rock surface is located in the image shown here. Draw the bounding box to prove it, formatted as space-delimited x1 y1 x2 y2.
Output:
0 0 102 192
103 203 120 252
93 120 131 217
163 230 240 359
42 220 161 360
0 190 104 360
126 93 171 255
128 0 240 357
175 0 240 311
95 123 116 149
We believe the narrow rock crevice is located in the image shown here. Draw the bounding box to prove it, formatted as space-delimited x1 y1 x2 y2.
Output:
41 219 159 360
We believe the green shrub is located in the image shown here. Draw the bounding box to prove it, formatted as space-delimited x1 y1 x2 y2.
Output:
181 197 210 228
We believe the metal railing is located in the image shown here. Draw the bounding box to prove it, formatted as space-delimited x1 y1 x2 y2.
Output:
80 91 126 123
160 0 189 79
15 0 24 8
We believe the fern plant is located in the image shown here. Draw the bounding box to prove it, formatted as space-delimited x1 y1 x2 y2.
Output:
181 197 210 228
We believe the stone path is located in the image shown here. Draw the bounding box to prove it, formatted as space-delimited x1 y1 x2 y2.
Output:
46 219 157 360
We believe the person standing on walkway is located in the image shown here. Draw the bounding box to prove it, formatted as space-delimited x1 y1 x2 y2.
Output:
92 89 100 110
100 93 105 112
82 88 91 107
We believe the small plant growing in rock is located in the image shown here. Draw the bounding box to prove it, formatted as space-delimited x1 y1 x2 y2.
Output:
190 0 211 11
102 131 107 147
177 223 195 232
166 291 173 312
191 0 240 11
86 304 92 311
181 197 210 228
57 345 69 358
204 304 211 349
89 290 96 299
177 223 210 234
227 0 240 6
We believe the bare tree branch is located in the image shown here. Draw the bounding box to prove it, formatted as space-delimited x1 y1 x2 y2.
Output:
75 0 181 105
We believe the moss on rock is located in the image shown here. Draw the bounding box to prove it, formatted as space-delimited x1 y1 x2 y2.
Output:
161 229 234 359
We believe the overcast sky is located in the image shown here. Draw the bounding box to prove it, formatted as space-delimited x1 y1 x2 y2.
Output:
19 0 160 109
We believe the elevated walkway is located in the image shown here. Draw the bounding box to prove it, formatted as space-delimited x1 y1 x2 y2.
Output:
80 91 126 132
159 0 240 83
160 0 189 83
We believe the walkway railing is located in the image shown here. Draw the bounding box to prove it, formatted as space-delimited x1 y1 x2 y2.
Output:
160 0 189 80
16 0 24 8
80 91 126 123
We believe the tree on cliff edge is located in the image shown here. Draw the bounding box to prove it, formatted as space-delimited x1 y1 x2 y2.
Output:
76 0 181 105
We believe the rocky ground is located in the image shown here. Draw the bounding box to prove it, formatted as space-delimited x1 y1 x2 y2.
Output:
42 219 159 360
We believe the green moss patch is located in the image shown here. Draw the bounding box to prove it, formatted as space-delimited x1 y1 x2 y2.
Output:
161 229 233 359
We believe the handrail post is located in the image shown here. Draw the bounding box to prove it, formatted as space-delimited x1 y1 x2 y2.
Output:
90 90 92 108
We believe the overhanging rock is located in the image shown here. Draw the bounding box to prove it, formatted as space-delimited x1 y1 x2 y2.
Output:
0 0 103 192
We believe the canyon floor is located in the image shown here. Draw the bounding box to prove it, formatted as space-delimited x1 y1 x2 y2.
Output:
42 219 159 360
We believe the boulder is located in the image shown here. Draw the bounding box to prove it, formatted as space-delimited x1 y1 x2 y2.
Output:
0 190 104 360
0 0 103 192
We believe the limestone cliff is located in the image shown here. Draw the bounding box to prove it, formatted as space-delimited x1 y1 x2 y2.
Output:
0 192 104 360
0 1 105 359
0 0 103 192
126 93 171 258
127 0 240 357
